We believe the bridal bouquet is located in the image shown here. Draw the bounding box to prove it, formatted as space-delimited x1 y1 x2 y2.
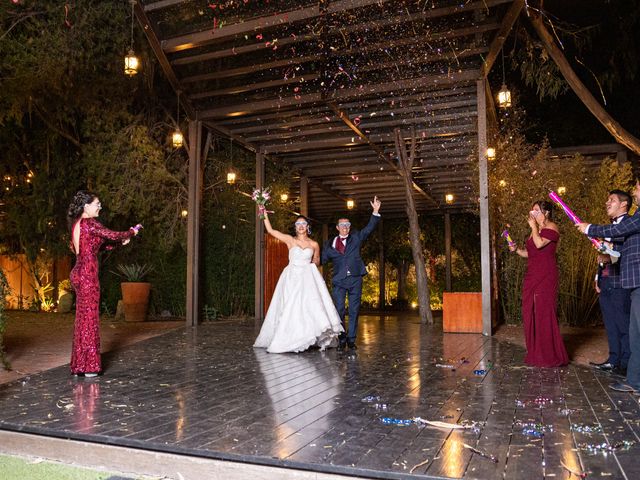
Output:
252 187 273 219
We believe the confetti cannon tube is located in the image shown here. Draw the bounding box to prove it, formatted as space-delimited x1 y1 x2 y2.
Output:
501 229 516 248
548 191 620 258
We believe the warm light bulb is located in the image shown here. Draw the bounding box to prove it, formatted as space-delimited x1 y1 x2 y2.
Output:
346 199 355 210
226 172 236 184
497 83 511 108
499 179 507 187
445 194 454 204
486 147 496 160
280 193 289 202
124 49 139 76
557 186 567 196
180 209 188 218
172 130 184 148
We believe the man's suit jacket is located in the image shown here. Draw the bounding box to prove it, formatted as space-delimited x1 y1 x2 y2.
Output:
596 214 628 289
321 214 381 282
589 212 640 289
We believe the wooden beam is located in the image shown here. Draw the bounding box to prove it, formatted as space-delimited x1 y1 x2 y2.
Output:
199 70 481 119
477 79 492 336
189 74 321 99
186 120 203 327
445 212 452 292
133 2 194 119
255 152 265 324
529 10 640 155
163 0 512 54
162 0 390 53
261 122 477 154
481 0 525 77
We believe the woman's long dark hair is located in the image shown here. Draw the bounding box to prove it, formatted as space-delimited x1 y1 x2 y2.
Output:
67 190 97 233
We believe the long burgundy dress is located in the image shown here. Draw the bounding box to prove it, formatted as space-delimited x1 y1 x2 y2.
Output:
69 218 133 375
522 228 569 367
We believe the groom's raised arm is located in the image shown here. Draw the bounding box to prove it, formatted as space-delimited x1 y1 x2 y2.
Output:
360 196 382 240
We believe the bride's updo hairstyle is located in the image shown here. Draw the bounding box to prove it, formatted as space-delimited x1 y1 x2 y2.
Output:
67 190 97 232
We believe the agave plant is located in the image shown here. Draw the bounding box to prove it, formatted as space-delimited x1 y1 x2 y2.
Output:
115 263 154 282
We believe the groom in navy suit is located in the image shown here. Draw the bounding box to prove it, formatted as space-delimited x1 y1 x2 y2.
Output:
577 181 640 395
322 196 381 350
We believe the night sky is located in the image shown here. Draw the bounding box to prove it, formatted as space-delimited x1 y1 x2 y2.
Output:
496 0 640 147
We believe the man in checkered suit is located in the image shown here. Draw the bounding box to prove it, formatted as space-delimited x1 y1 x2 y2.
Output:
577 181 640 394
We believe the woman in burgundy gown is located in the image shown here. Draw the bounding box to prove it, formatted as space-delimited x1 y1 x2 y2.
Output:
510 200 569 367
67 191 140 376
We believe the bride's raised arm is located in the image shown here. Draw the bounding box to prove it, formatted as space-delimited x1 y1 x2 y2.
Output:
263 212 293 247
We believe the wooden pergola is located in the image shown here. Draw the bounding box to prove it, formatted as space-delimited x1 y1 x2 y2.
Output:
135 0 525 333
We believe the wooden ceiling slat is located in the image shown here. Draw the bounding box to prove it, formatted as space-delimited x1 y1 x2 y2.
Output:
199 70 480 119
162 0 513 53
162 0 388 53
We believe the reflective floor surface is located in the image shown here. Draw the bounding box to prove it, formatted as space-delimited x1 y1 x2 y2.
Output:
0 315 639 479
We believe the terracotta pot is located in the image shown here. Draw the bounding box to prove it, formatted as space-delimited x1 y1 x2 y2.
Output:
120 282 151 322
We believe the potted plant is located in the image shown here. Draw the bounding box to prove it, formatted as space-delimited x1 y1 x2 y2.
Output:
115 263 153 322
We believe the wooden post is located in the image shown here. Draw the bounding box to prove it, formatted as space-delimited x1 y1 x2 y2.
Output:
378 217 385 309
300 176 309 217
255 151 265 326
444 212 452 292
186 120 203 327
477 80 492 336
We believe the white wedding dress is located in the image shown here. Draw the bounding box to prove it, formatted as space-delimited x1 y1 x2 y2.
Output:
254 246 344 353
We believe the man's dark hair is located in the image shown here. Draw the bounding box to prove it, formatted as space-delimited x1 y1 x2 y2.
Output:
610 189 632 212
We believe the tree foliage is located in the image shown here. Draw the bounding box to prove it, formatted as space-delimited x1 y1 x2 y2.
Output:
489 123 634 325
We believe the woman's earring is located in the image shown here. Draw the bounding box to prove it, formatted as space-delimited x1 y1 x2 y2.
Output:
307 226 311 234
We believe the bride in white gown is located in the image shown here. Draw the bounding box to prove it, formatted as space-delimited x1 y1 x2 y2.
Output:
254 212 343 353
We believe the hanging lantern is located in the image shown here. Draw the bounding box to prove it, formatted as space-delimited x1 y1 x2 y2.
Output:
124 1 139 76
227 172 236 184
124 49 139 76
497 83 511 108
486 147 496 160
346 199 355 210
172 130 184 148
445 193 454 204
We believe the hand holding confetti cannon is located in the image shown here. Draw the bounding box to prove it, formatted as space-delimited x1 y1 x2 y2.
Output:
501 229 516 249
548 191 620 258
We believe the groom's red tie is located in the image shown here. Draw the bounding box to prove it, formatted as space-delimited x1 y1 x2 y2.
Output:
336 236 345 254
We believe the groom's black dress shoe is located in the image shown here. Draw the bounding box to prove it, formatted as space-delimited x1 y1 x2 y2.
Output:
337 342 347 351
589 360 614 371
596 363 615 372
347 342 357 350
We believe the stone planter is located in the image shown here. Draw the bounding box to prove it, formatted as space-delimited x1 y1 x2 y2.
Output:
120 282 151 322
57 290 74 313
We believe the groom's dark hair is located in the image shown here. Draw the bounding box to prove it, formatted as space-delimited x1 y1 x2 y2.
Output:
610 189 631 212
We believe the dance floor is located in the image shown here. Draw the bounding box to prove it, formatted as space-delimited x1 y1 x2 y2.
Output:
0 315 639 479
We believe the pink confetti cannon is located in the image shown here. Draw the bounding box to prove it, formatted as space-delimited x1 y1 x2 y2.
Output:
548 191 620 258
502 229 516 248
